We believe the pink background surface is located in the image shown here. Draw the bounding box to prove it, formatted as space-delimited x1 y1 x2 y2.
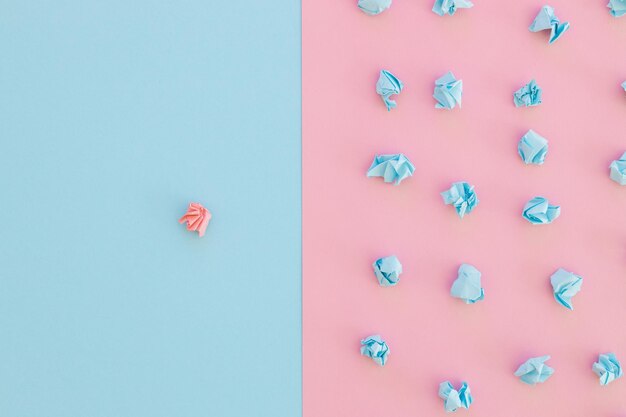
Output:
303 1 626 416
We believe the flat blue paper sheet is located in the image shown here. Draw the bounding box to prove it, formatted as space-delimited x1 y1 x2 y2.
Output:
515 356 555 385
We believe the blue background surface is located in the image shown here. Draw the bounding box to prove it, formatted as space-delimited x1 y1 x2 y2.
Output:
0 2 301 416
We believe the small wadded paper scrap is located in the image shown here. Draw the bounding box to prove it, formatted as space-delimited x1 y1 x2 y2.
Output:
438 381 473 412
432 0 473 16
441 182 479 218
518 130 548 165
522 196 560 224
608 0 626 17
550 268 583 310
358 0 392 15
179 202 211 237
433 71 463 110
372 255 402 287
529 5 570 44
593 353 623 386
609 152 626 185
450 264 484 304
360 335 390 366
376 70 403 111
515 356 554 385
367 153 415 185
514 79 542 107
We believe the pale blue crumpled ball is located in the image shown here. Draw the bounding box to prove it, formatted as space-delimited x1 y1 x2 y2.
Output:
514 79 543 107
433 71 463 110
376 69 403 111
432 0 474 16
515 356 555 385
518 130 548 165
592 353 623 386
438 381 473 412
450 264 484 304
372 255 402 287
358 0 392 15
607 0 626 17
529 5 570 44
441 182 479 218
360 335 390 366
550 268 583 310
609 152 626 185
366 153 415 185
522 196 560 224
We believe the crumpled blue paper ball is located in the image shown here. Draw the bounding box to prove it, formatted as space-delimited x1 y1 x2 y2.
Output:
621 81 626 91
376 70 403 111
360 335 390 366
514 79 542 107
550 268 583 310
522 196 560 224
372 255 402 287
514 356 554 385
450 264 484 304
358 0 392 15
593 353 623 386
438 381 472 412
518 130 548 165
433 71 463 110
441 182 479 218
529 5 570 44
432 0 474 16
367 153 415 185
609 152 626 185
607 0 626 17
